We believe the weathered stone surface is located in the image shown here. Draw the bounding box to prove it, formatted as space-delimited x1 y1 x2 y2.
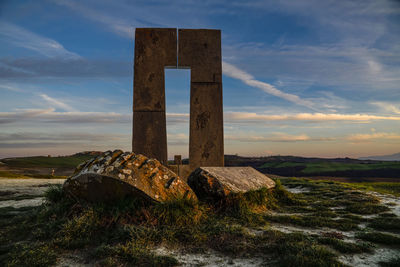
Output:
133 28 177 111
132 28 177 164
63 150 197 203
189 83 224 169
132 28 224 168
187 167 275 200
178 29 224 170
178 29 222 83
132 111 167 165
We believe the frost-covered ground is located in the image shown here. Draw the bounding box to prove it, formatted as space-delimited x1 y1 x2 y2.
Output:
0 178 65 208
1 178 399 267
283 184 400 267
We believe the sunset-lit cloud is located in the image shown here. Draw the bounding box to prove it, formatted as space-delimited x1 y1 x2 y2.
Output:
225 133 335 142
347 132 400 143
1 0 399 158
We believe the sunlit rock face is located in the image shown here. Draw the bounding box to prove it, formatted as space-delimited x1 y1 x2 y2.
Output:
63 150 197 203
187 167 275 201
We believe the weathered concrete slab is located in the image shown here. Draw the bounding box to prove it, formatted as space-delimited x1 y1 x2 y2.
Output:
178 29 222 83
132 28 177 164
133 28 177 111
187 167 275 200
132 111 167 165
133 28 224 168
178 29 224 169
189 83 224 168
63 150 197 203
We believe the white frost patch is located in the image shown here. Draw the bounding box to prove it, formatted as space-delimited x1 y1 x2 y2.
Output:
367 192 400 217
0 197 44 208
154 247 265 267
56 253 90 267
0 178 65 208
284 186 310 194
339 248 399 267
0 178 65 197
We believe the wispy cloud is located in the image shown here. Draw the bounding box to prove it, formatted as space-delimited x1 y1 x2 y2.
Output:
0 109 129 124
0 58 131 79
225 133 333 142
222 61 315 109
0 109 54 124
224 112 400 122
39 94 76 112
347 132 400 142
0 84 24 92
53 0 138 38
0 21 80 59
2 110 398 125
0 132 127 142
371 102 400 115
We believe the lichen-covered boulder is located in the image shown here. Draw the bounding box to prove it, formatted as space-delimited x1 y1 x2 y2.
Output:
187 167 275 201
63 150 197 203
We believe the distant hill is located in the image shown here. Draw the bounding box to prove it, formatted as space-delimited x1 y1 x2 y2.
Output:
224 155 400 178
359 153 400 161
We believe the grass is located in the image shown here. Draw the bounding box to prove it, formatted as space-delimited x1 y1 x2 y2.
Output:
6 243 57 267
341 182 400 196
1 177 399 266
0 170 67 179
368 217 400 232
379 257 400 267
356 231 400 246
0 170 29 178
259 161 400 175
1 154 94 168
317 236 373 253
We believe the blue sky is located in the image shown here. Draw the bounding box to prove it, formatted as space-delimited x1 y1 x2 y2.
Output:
0 0 399 159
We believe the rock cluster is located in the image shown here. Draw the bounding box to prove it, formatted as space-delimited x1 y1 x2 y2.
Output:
64 151 276 203
187 167 276 201
63 150 197 203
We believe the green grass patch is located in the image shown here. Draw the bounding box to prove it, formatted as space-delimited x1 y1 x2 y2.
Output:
317 236 373 253
379 257 400 267
1 154 94 168
368 217 400 232
356 231 400 246
259 161 400 175
6 243 57 267
341 182 400 196
0 170 29 178
2 177 398 266
265 214 359 231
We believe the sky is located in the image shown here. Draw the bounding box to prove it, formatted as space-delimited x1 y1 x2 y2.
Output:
0 0 400 159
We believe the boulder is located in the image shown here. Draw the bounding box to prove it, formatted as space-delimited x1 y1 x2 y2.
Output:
187 167 275 200
63 150 197 203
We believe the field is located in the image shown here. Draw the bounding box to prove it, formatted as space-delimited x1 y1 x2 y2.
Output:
0 177 399 266
225 155 400 179
0 152 99 179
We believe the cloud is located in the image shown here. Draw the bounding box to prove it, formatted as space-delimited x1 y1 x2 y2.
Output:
39 94 76 112
0 109 54 124
225 133 335 142
52 0 139 38
0 109 129 124
0 84 24 92
0 21 80 59
222 61 315 109
347 132 400 142
0 132 127 142
1 110 399 125
371 101 400 115
224 112 400 122
0 58 132 79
